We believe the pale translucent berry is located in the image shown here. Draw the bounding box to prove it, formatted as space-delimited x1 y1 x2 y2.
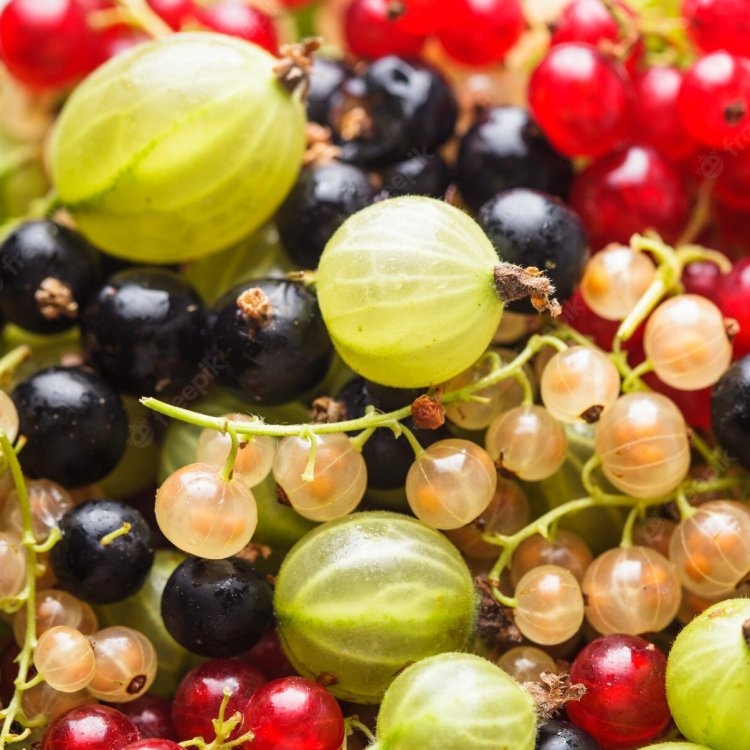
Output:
273 433 367 522
513 564 585 645
579 243 655 320
510 530 593 587
87 626 158 702
669 499 750 598
485 405 568 481
595 392 690 497
405 438 497 530
34 625 96 693
582 546 682 635
540 345 621 422
155 462 258 559
497 645 558 682
643 294 732 390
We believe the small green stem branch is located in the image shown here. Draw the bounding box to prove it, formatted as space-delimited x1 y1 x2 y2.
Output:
179 688 254 749
0 432 41 745
141 334 564 452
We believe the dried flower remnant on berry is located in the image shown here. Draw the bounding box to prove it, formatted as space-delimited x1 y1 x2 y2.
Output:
411 393 445 430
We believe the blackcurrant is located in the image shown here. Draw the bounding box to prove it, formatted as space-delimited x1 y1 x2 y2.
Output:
330 55 458 168
456 106 574 212
210 277 333 405
276 160 376 268
712 355 750 470
307 56 351 126
50 499 155 604
378 151 452 200
477 188 589 312
80 268 208 397
0 219 101 334
161 556 274 658
535 719 601 749
11 365 128 488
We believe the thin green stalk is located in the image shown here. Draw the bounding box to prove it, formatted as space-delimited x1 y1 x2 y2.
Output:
0 432 40 745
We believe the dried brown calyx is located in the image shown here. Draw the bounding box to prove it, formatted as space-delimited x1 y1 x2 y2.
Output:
493 264 562 316
273 37 323 98
35 277 78 320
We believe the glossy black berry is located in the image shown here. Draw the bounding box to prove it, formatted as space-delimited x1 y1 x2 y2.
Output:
50 499 155 604
712 355 750 470
457 106 574 212
330 55 458 168
0 219 102 334
276 161 375 268
535 719 601 750
161 556 273 658
378 151 452 199
307 56 351 126
477 188 590 313
336 377 451 489
11 365 128 488
80 268 208 397
210 278 333 405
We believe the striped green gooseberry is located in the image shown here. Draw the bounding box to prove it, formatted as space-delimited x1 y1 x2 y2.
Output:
315 196 559 388
273 511 477 703
666 597 750 750
50 33 306 264
369 652 537 750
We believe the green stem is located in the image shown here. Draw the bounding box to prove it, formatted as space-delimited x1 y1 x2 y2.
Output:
141 334 564 442
620 504 641 548
115 0 172 36
0 432 41 745
221 423 239 482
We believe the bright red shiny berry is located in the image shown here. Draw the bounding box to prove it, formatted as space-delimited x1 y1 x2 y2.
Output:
677 50 750 150
171 658 266 743
566 634 670 750
41 704 141 750
682 0 750 56
528 42 633 158
436 0 526 68
0 0 96 89
194 0 278 55
343 0 426 60
240 676 345 750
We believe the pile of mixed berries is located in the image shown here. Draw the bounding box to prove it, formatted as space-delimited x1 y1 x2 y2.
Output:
0 1 750 749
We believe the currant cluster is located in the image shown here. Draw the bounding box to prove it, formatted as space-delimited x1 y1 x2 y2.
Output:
1 1 750 750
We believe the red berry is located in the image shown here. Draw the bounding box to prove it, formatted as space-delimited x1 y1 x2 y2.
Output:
682 0 750 56
570 145 690 251
171 658 266 743
194 0 278 55
715 256 750 359
677 50 750 151
436 0 526 68
390 0 462 35
240 676 345 750
528 43 634 158
632 65 696 162
343 0 426 60
0 0 97 89
117 694 177 742
550 0 643 74
566 634 670 749
122 742 182 750
41 704 141 750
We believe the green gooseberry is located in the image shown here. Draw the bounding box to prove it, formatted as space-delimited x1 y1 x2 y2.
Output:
274 511 477 703
666 597 750 750
50 33 306 264
369 652 537 750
